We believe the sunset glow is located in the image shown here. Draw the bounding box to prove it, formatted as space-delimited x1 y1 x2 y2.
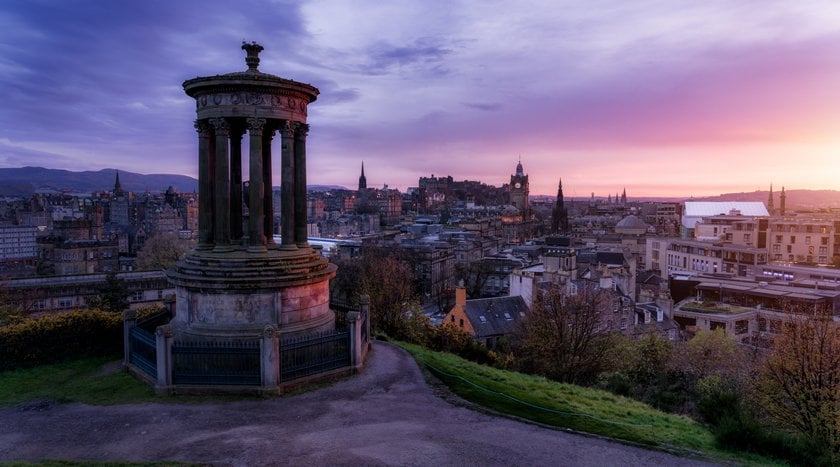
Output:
2 1 840 197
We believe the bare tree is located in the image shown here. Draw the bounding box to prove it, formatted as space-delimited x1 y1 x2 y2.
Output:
760 306 840 452
135 233 189 270
513 284 615 385
454 260 493 298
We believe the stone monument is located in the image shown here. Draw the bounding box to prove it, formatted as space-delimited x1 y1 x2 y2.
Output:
168 42 336 339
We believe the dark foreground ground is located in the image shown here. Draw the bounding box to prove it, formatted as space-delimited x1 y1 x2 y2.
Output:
0 342 715 466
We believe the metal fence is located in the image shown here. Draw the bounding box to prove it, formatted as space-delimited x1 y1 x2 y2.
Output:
280 329 350 382
172 339 261 386
128 326 157 379
136 308 171 332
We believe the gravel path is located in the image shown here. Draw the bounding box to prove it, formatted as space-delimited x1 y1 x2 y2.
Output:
0 342 716 466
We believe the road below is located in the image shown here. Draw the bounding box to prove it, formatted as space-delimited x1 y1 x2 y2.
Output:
1 342 715 466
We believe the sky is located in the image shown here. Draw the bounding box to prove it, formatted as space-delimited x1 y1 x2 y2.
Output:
2 0 840 197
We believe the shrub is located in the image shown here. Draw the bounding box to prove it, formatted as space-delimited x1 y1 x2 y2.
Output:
714 414 836 466
0 309 123 371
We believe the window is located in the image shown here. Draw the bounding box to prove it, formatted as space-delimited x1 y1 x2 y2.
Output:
790 236 796 244
775 235 783 243
131 291 143 302
772 245 780 253
459 318 464 328
805 236 811 245
58 297 74 309
743 233 751 243
822 237 829 245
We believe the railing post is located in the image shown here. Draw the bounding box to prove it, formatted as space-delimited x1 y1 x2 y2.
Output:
261 325 279 390
360 294 371 353
164 294 176 316
155 324 174 390
347 310 362 369
123 309 137 368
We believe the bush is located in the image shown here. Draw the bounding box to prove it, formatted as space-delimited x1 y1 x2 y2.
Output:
714 414 836 466
696 374 742 426
596 371 632 397
423 322 497 366
0 309 123 371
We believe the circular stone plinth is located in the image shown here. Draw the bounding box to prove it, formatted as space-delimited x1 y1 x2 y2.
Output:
167 246 337 339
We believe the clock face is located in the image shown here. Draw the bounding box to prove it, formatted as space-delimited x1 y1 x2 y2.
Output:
514 182 521 189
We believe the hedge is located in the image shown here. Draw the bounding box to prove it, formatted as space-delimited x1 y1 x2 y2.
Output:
0 309 124 371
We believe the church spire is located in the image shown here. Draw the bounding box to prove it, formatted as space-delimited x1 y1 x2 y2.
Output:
358 161 367 191
780 186 786 216
551 178 569 234
113 170 123 195
767 183 775 212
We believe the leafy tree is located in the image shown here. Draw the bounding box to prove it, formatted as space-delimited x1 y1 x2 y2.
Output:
513 285 616 385
135 233 189 270
760 307 840 454
672 328 748 380
88 273 129 313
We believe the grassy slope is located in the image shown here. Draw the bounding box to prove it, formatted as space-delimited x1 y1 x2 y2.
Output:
399 342 777 465
0 357 156 407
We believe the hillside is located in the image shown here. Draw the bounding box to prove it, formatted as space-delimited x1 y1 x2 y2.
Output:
695 189 840 210
0 167 198 196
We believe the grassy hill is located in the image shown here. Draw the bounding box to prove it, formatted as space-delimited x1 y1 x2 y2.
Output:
400 342 778 465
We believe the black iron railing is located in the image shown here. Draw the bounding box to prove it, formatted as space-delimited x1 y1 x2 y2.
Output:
172 339 261 385
280 329 350 382
128 326 157 379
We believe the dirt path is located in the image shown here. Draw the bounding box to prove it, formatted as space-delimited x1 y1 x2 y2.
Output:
1 342 715 466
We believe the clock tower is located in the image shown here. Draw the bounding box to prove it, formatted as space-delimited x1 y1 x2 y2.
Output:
510 160 529 213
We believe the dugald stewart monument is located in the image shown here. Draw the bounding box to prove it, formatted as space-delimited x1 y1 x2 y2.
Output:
172 41 334 338
124 43 368 394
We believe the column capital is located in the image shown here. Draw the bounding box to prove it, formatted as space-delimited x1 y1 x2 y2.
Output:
246 117 267 136
194 119 212 137
293 122 309 139
209 117 230 137
277 119 294 138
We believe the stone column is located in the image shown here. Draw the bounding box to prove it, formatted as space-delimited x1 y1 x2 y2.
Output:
229 124 244 244
247 117 267 250
210 118 232 251
278 120 296 250
155 324 174 390
122 309 137 367
293 123 309 247
347 310 362 369
194 120 214 249
261 325 279 390
263 125 276 244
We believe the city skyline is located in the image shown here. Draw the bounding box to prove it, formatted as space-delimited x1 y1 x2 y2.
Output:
2 1 840 197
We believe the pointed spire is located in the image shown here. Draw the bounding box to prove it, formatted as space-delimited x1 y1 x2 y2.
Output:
114 170 123 195
780 186 786 216
358 161 367 191
767 183 775 211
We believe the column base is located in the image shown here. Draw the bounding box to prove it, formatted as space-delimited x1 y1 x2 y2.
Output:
212 244 235 253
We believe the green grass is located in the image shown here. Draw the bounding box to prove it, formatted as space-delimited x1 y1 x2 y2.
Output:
398 342 780 465
679 301 752 315
0 356 158 407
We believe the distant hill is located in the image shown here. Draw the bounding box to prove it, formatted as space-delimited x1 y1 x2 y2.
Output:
0 167 351 197
0 167 198 196
694 189 840 211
